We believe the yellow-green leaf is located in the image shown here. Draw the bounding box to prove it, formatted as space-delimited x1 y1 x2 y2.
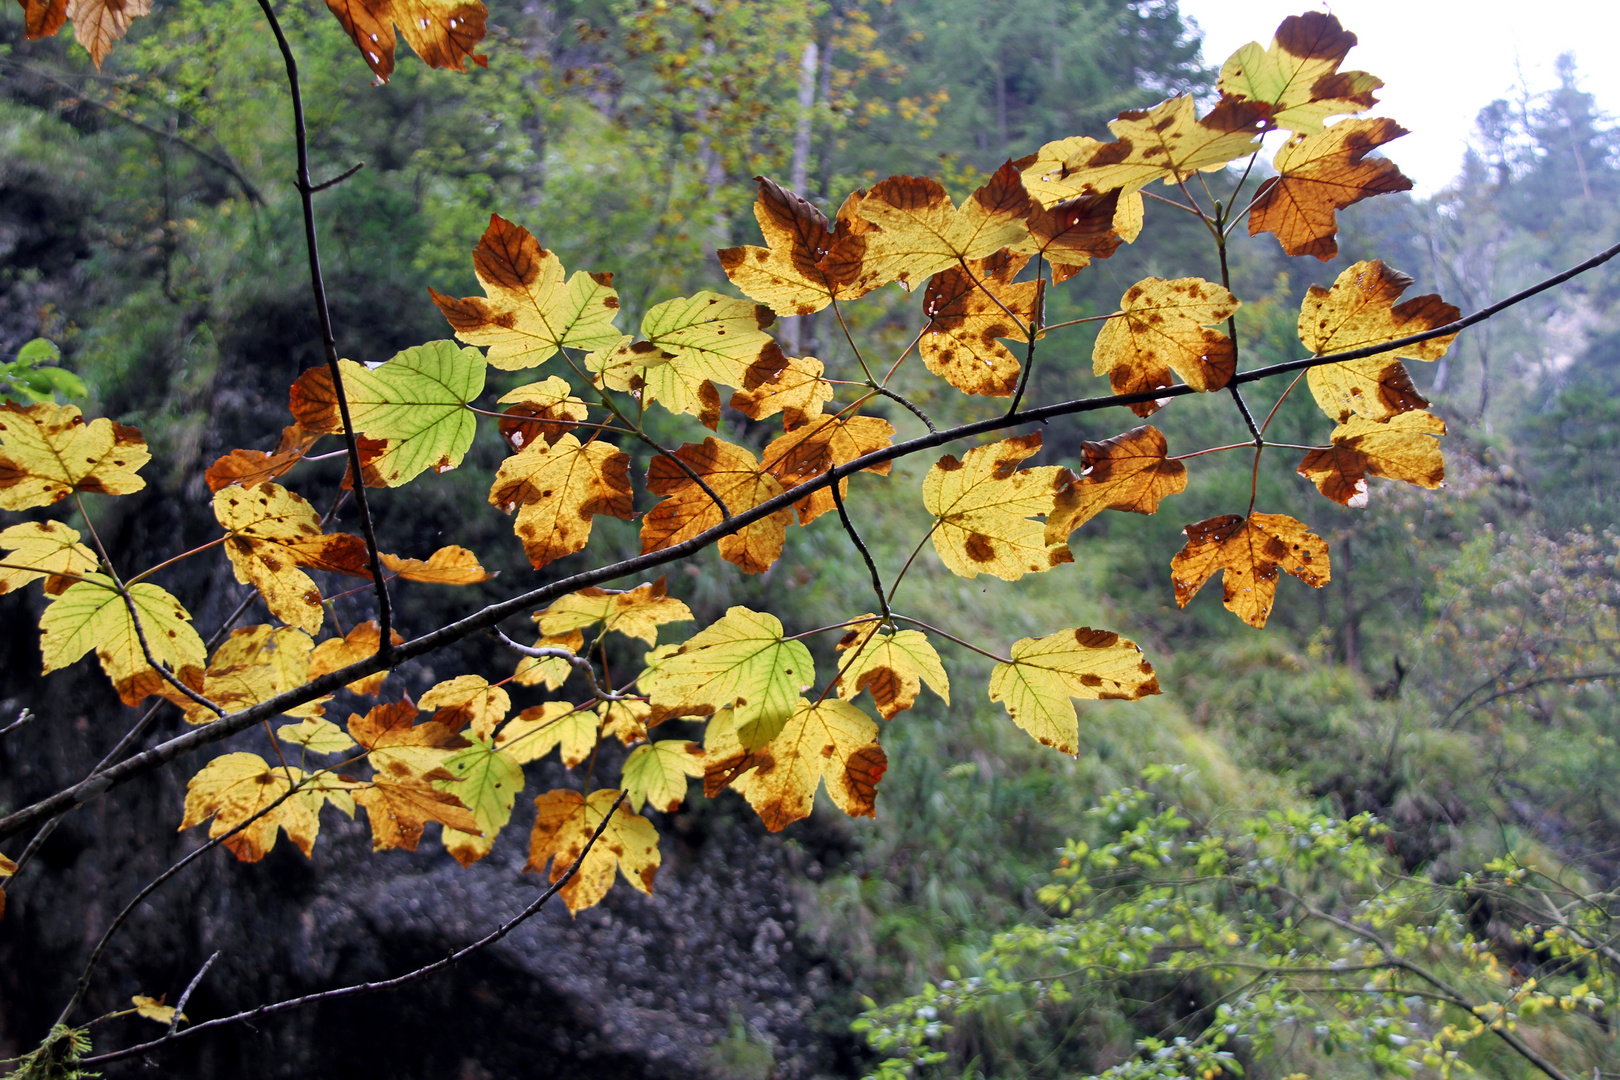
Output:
432 735 524 838
621 740 705 813
0 401 149 510
0 521 98 596
278 717 356 755
988 628 1160 755
40 575 206 706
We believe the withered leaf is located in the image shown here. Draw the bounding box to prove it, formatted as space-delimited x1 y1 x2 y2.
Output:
835 621 949 720
1218 13 1382 134
378 545 493 585
760 414 894 525
1249 118 1412 260
308 620 403 696
1044 426 1188 544
488 433 633 569
1171 513 1330 628
214 483 371 635
641 438 794 574
989 627 1160 754
0 402 149 510
205 424 322 493
920 250 1042 398
1300 260 1458 422
526 788 660 915
322 0 488 83
702 700 886 832
717 176 874 316
1094 277 1239 414
495 376 589 450
418 674 510 740
729 349 834 429
1298 410 1446 506
537 578 694 645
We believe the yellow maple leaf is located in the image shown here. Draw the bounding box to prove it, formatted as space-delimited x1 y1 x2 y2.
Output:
920 250 1042 398
209 625 323 718
495 701 599 767
728 350 835 429
495 376 590 451
511 628 585 689
717 177 882 316
308 620 401 696
1010 188 1142 278
830 163 1033 293
39 574 206 706
922 433 1072 581
1249 118 1412 260
702 700 887 832
988 628 1161 755
1044 425 1188 545
1094 278 1239 413
1217 12 1382 134
0 521 98 596
488 433 634 570
1022 96 1265 200
761 414 895 525
378 545 492 585
0 401 149 510
1298 410 1446 507
180 752 321 862
536 578 695 645
600 698 650 745
1300 260 1459 422
214 483 372 634
641 438 794 574
834 620 950 720
525 788 660 914
1170 513 1331 628
131 994 184 1025
352 775 478 853
418 674 511 740
205 423 322 494
430 214 616 368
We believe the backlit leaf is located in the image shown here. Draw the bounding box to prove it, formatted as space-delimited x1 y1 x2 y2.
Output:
205 424 321 493
352 776 478 853
322 0 487 83
831 163 1033 292
180 752 320 862
640 438 793 574
348 699 466 781
511 628 585 689
1093 278 1239 413
40 575 205 706
637 606 813 749
378 545 493 585
525 788 660 914
1298 410 1446 507
431 215 619 368
1171 513 1331 628
495 376 590 450
290 342 486 486
214 483 371 634
536 578 694 645
639 293 777 416
495 701 598 767
278 717 356 755
728 350 835 428
131 995 182 1025
920 250 1041 398
488 433 633 569
308 620 402 696
0 401 149 510
761 414 894 525
1045 426 1188 544
1217 13 1381 134
717 177 876 315
988 628 1160 755
1249 118 1412 259
621 740 705 813
210 625 323 718
922 433 1072 581
702 699 886 831
1022 96 1264 200
835 621 949 720
431 735 523 839
1300 260 1458 422
419 674 510 740
0 521 98 596
1009 187 1142 276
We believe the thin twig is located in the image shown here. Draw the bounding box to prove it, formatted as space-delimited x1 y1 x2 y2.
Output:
1006 254 1045 415
4 239 1618 843
80 793 629 1066
255 0 393 658
0 708 35 739
830 471 890 621
308 162 364 193
491 628 635 702
886 521 940 606
168 951 221 1036
891 615 1011 664
1258 370 1308 436
868 384 936 431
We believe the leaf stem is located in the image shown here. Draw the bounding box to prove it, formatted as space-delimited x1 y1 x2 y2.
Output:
830 469 891 622
1006 254 1046 416
125 535 229 586
891 615 1011 665
1041 311 1121 333
886 520 940 606
1259 370 1308 436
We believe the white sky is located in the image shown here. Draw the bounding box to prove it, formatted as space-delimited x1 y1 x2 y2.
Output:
1176 0 1620 194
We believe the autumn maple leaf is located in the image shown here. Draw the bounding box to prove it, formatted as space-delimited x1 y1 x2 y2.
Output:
1298 410 1446 506
923 433 1072 581
1249 118 1412 260
1045 425 1188 545
1171 513 1331 628
988 628 1160 755
1093 278 1239 414
920 250 1042 398
526 788 660 914
640 438 793 574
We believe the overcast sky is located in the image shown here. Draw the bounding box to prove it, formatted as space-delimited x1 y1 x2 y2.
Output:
1175 0 1620 194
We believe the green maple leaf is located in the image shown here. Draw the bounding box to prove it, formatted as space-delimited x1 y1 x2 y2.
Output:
433 735 524 837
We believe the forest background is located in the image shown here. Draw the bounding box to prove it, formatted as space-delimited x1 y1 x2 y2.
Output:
0 0 1618 1077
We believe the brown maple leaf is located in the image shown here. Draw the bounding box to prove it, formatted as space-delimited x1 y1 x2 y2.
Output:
1170 513 1331 628
760 414 895 525
1045 425 1188 544
718 177 877 316
920 250 1042 398
1249 118 1412 260
321 0 488 84
640 438 795 574
1298 410 1446 506
1094 277 1239 415
206 424 323 493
